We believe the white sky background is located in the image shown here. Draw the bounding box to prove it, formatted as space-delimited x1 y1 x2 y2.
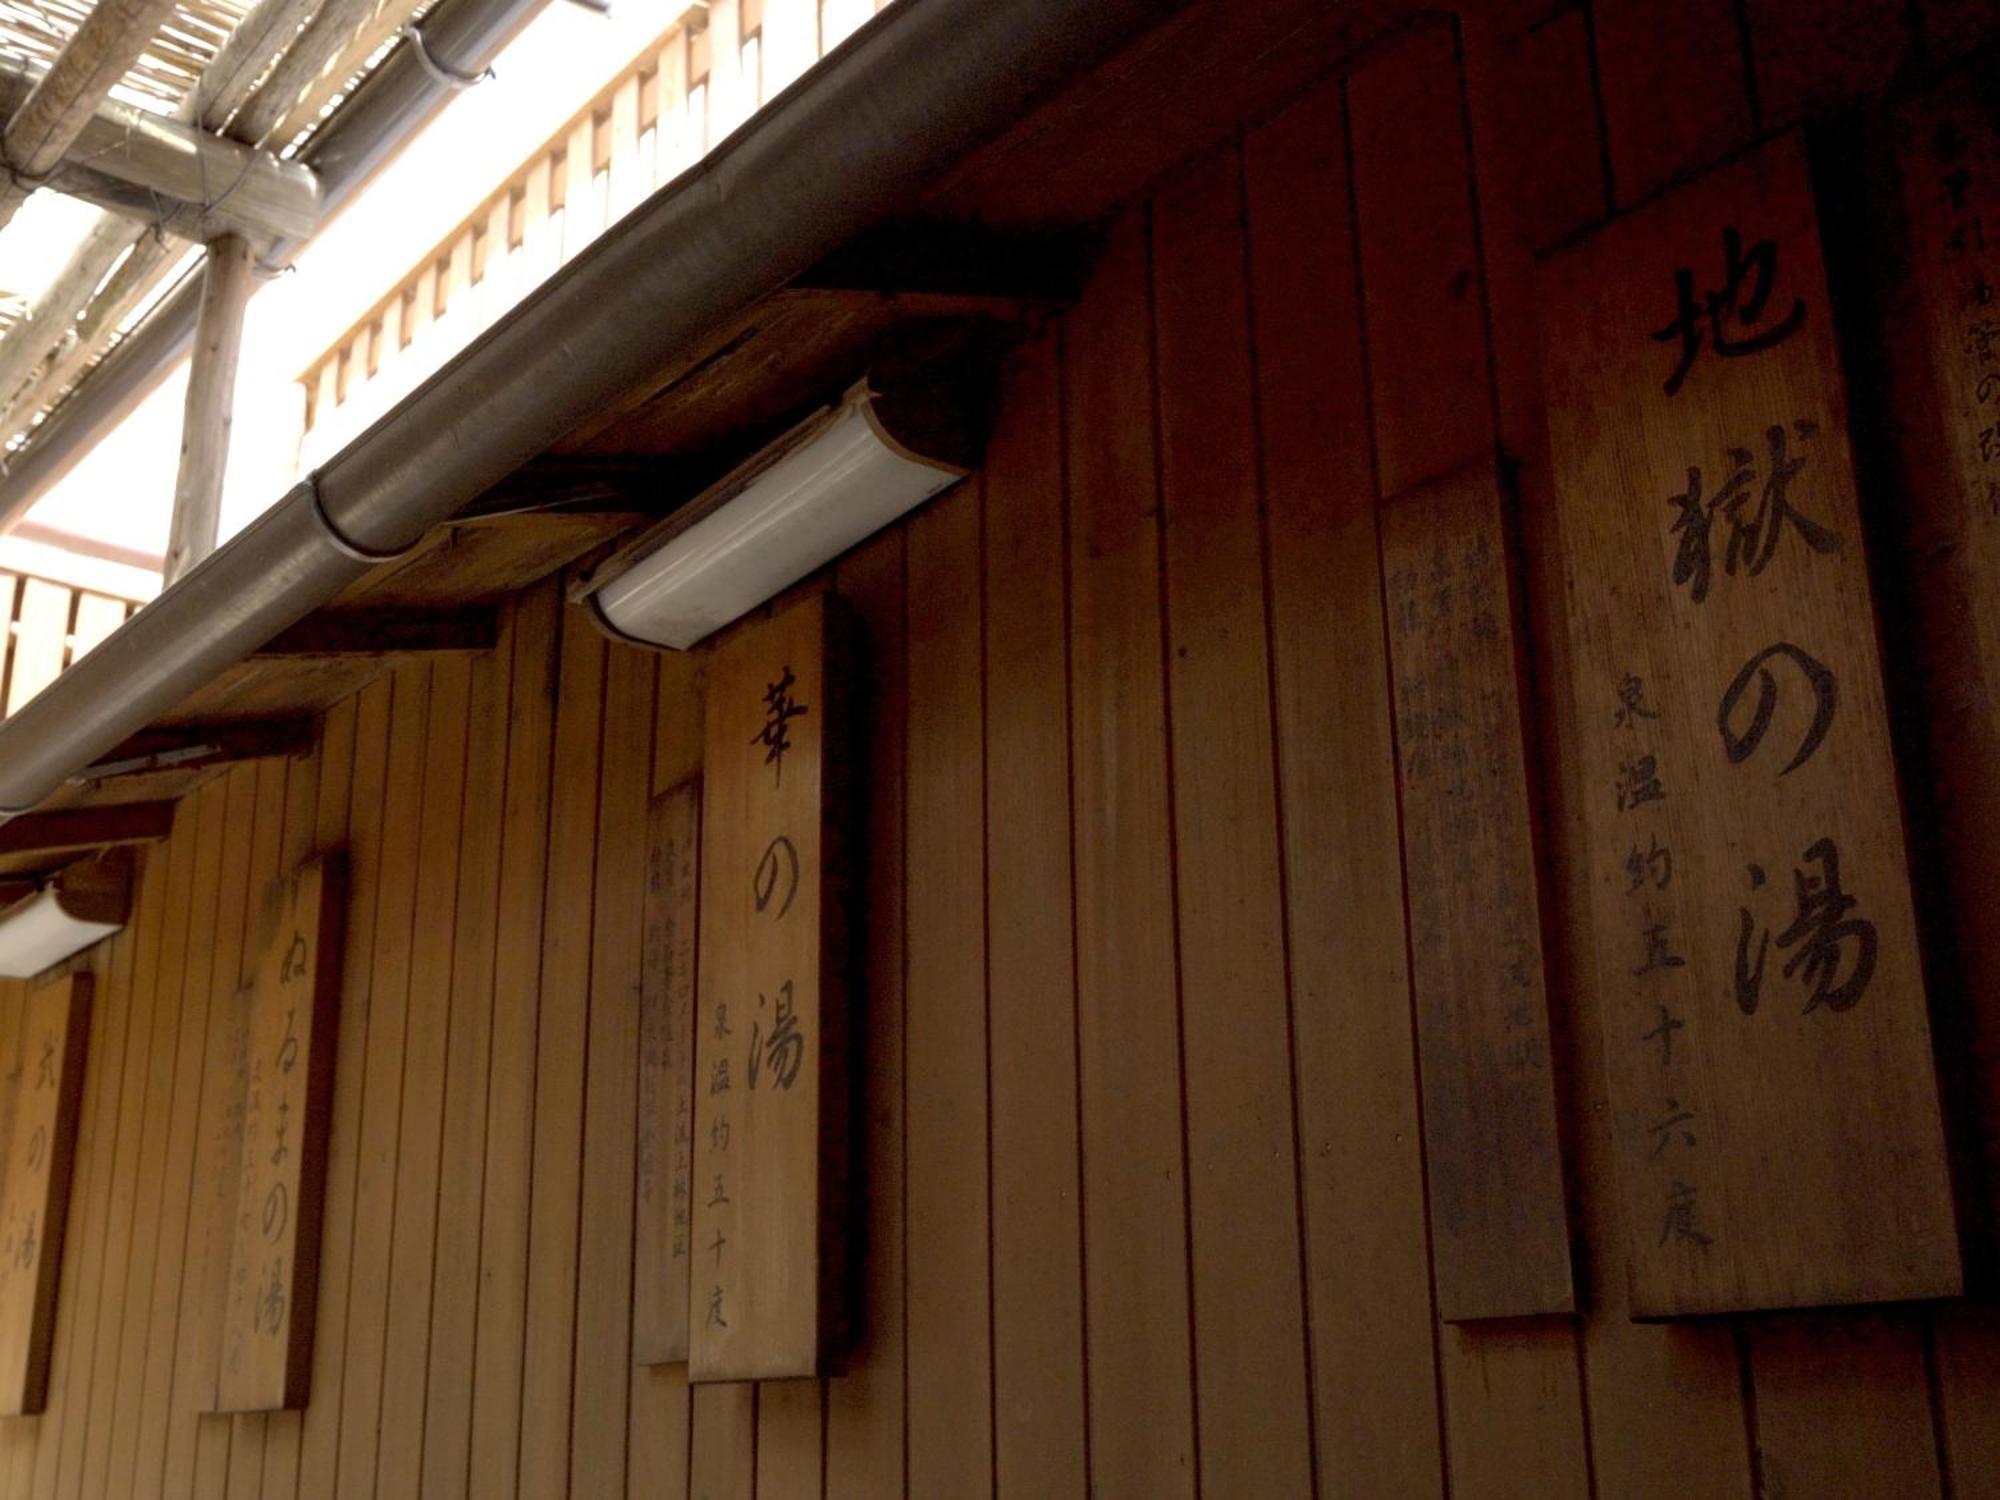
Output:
5 0 679 598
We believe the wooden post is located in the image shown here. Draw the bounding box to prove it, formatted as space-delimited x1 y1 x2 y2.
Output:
165 236 256 586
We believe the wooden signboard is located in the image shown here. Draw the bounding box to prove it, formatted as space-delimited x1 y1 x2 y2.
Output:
1881 72 2000 1248
690 595 853 1381
634 778 701 1366
0 973 90 1414
1540 134 1961 1317
1382 460 1574 1321
216 855 344 1410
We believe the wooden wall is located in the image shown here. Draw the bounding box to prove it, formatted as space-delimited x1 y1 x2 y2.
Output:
4 0 2000 1496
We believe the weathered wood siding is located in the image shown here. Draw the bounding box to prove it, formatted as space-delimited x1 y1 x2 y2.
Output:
4 0 2000 1495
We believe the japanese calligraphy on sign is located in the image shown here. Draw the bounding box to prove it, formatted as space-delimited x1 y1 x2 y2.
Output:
1540 133 1960 1316
1881 73 2000 1255
0 973 89 1415
689 596 855 1381
216 856 344 1411
634 778 701 1366
1381 461 1574 1322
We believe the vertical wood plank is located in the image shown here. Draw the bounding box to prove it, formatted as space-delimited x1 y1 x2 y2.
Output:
1063 212 1197 1500
0 974 92 1415
688 1383 754 1500
1747 1316 1943 1499
1243 77 1447 1500
516 606 604 1498
634 776 700 1368
570 643 654 1495
75 820 180 1500
630 645 703 1500
247 718 327 1500
467 582 561 1500
1743 0 1914 128
1379 462 1573 1322
417 614 514 1500
902 481 991 1496
1495 8 1607 252
371 658 473 1500
329 663 438 1500
6 581 70 714
981 332 1087 1500
34 905 138 1500
294 676 395 1500
821 528 907 1500
1347 22 1495 495
1592 0 1757 206
128 776 235 1500
1151 147 1315 1490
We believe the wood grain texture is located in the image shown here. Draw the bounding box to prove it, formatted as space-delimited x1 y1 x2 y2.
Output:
1063 212 1198 1500
821 528 907 1500
216 859 344 1412
1381 460 1573 1321
635 779 701 1367
0 975 90 1415
1152 147 1315 1490
1540 133 1960 1316
981 331 1088 1500
693 594 854 1382
1244 74 1448 1499
1348 21 1496 495
900 481 991 1495
1592 0 1756 207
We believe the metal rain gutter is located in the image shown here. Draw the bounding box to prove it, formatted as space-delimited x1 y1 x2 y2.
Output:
0 0 1184 816
0 0 554 527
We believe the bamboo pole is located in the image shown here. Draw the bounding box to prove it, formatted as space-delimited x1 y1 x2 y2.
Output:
0 0 186 234
163 234 255 584
0 0 347 454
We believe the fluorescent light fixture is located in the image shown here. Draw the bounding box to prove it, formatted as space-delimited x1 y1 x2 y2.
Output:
580 380 972 650
0 856 130 979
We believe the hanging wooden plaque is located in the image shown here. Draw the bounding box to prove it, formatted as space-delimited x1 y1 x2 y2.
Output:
1879 71 2000 1248
1539 133 1961 1317
634 777 701 1366
216 855 345 1411
689 596 854 1382
0 972 90 1415
1382 459 1574 1321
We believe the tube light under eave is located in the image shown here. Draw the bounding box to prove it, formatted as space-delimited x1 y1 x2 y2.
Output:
592 397 966 650
0 887 122 979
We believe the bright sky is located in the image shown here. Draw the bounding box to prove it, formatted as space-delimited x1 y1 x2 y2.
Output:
1 0 679 600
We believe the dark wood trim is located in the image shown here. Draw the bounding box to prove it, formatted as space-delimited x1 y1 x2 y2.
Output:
73 717 317 784
255 607 501 660
0 803 175 858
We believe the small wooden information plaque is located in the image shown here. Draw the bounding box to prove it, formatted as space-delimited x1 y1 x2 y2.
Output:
0 972 90 1415
634 777 701 1366
689 596 853 1382
216 855 344 1411
1382 460 1574 1322
1539 133 1961 1317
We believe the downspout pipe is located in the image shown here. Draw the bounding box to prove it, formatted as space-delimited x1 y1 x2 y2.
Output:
0 0 1184 815
0 0 554 526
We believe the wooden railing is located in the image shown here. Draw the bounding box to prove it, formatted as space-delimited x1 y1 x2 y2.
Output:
0 571 140 718
296 0 892 465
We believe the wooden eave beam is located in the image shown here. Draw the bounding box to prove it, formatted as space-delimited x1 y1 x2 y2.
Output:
71 717 316 785
0 802 175 859
0 0 187 235
254 606 502 660
0 56 321 247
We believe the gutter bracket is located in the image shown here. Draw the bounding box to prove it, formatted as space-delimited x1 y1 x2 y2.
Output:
306 473 411 564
